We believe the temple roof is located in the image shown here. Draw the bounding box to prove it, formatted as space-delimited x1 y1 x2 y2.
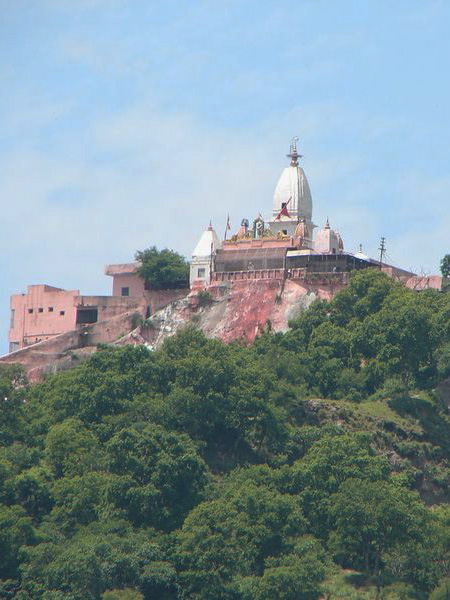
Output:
272 139 313 223
192 224 222 258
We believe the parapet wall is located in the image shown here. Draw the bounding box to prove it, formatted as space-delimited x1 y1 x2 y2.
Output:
143 288 189 314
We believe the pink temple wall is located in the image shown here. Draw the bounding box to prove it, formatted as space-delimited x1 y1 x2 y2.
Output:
8 285 145 353
9 285 80 351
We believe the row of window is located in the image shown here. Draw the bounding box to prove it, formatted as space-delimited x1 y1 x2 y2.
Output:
27 307 65 316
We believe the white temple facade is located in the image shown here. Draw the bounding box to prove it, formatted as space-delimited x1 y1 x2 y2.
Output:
189 223 222 286
315 219 344 254
189 139 348 288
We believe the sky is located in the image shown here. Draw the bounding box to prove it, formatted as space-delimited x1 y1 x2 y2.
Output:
1 0 450 353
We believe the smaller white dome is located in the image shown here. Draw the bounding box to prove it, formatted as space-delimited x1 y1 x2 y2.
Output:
192 224 222 258
354 244 369 261
354 251 369 261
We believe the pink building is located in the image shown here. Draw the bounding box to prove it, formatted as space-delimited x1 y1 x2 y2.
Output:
8 284 142 353
104 263 145 297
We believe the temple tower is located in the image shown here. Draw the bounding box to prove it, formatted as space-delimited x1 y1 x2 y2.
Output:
268 138 314 238
190 223 222 286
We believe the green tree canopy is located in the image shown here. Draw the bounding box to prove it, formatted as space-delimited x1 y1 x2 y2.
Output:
135 246 189 289
177 481 307 597
329 478 428 576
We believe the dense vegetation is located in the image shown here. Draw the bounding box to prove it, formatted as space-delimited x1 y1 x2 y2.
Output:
135 247 189 290
2 270 450 599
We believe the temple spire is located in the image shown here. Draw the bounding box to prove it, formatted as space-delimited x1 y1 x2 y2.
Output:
287 136 302 166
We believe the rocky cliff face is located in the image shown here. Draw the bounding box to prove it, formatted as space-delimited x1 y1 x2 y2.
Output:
134 277 346 349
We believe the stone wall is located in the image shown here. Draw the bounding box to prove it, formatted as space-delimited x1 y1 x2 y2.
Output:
143 289 189 315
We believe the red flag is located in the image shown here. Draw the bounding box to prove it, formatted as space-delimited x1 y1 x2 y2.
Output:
275 197 292 220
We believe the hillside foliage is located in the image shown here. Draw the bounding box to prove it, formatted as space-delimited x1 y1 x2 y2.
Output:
1 270 450 598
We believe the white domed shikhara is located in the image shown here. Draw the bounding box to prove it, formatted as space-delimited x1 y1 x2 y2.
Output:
192 223 221 258
190 223 222 286
269 138 314 237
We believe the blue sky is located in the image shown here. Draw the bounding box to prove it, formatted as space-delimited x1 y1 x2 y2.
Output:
1 0 450 353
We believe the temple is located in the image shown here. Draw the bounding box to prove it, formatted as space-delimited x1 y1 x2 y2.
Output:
190 138 419 288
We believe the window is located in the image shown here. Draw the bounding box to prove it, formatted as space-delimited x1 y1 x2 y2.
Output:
60 310 65 316
38 307 43 313
48 307 53 312
76 308 98 325
197 268 206 278
10 309 15 328
282 229 288 235
28 308 33 314
121 287 129 297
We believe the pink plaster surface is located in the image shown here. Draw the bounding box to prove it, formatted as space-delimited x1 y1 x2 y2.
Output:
105 266 189 303
105 263 145 297
9 285 80 350
8 284 146 352
402 275 443 291
104 262 139 276
111 273 146 297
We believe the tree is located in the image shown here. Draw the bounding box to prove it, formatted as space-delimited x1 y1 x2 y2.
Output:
135 246 189 289
141 561 178 599
289 433 390 537
329 478 428 579
441 255 450 278
352 288 435 388
236 553 326 600
50 472 113 530
44 418 102 477
0 504 35 580
19 521 168 598
106 424 209 530
14 466 54 521
177 482 307 597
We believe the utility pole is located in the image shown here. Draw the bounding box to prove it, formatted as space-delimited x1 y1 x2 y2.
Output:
378 237 386 270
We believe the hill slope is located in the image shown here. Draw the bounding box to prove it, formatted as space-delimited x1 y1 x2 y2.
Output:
1 270 450 599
